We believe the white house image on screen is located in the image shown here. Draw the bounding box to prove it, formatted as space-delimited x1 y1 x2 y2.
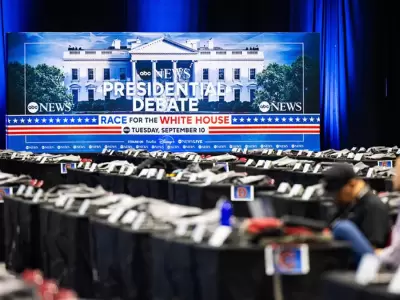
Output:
62 36 265 103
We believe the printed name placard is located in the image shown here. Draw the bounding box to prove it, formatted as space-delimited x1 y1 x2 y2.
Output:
354 153 364 161
366 168 374 178
214 162 230 172
245 159 254 167
208 225 232 247
303 164 311 173
192 223 207 243
175 220 189 237
0 187 13 202
265 244 310 275
89 163 98 172
293 163 302 171
378 160 393 168
60 163 77 174
277 182 291 193
231 185 254 201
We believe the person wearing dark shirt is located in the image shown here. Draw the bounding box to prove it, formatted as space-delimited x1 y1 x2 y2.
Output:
322 164 391 250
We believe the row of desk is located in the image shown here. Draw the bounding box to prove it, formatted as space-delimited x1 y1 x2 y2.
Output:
0 154 393 192
4 192 352 300
0 154 398 300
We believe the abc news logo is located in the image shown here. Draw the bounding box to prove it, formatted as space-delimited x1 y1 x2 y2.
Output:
27 101 72 114
259 101 302 113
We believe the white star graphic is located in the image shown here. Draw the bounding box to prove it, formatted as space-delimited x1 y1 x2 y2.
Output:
7 119 10 123
275 117 279 122
282 117 286 122
27 118 32 123
254 117 258 122
261 117 265 122
42 118 46 123
296 117 300 122
63 118 68 123
70 118 75 123
92 118 96 122
317 117 320 122
247 118 251 122
35 118 39 123
85 118 89 123
289 117 293 122
240 118 244 122
268 117 272 122
303 117 307 122
310 117 314 122
20 118 25 123
56 118 61 123
233 118 237 122
49 118 54 123
78 118 82 123
13 118 17 123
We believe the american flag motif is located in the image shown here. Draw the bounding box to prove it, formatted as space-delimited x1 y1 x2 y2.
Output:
209 114 320 135
6 115 120 136
6 114 320 136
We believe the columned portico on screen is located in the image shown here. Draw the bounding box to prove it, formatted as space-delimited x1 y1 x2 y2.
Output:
130 60 137 95
151 60 157 96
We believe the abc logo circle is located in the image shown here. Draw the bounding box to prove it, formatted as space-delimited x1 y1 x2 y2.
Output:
27 102 39 113
259 101 270 113
139 69 152 80
123 127 130 134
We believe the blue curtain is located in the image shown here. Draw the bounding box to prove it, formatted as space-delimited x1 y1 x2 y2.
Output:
0 0 32 148
290 0 376 149
129 0 200 32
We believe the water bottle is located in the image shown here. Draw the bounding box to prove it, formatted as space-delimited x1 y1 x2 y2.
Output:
220 199 232 226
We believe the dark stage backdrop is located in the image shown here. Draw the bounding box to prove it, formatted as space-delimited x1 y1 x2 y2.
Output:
0 0 395 149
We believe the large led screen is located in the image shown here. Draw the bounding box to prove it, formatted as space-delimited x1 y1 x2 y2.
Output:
6 32 320 153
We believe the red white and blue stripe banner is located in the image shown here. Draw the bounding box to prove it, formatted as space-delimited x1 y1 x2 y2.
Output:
6 114 320 136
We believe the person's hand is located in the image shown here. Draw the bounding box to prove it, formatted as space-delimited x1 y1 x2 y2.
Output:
375 248 383 255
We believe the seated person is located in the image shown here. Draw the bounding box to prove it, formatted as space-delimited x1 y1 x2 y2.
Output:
322 160 400 268
321 164 391 256
377 157 400 267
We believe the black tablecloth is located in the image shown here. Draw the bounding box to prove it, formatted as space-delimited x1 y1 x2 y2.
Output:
67 169 130 194
257 191 335 221
89 218 153 300
0 201 3 262
385 179 393 191
39 204 93 298
126 176 169 200
235 153 395 168
152 234 352 300
3 192 353 300
235 165 389 191
3 195 43 272
151 234 205 300
95 153 148 164
0 158 66 189
95 153 240 172
68 169 276 210
67 169 170 200
323 271 400 300
169 182 274 217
